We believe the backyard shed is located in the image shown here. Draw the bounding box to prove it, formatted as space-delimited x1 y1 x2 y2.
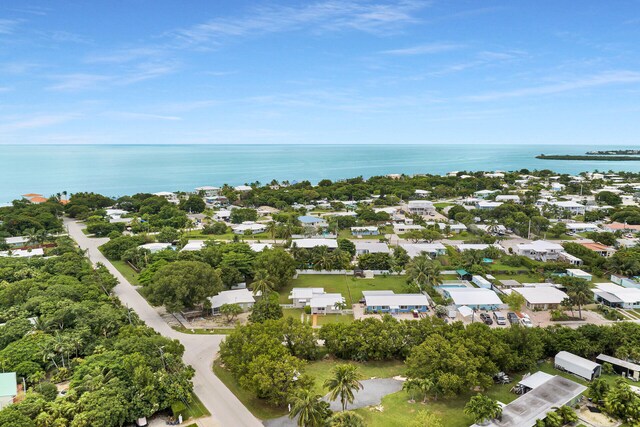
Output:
596 354 640 381
554 351 601 381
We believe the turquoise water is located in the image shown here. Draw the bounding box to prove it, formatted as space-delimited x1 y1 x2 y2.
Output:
1 144 640 201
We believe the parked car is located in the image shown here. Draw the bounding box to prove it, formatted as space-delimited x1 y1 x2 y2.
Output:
493 311 507 326
479 313 493 325
520 317 533 327
507 312 519 325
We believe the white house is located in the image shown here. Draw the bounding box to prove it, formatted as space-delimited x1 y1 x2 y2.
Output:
249 243 273 252
548 201 585 215
354 241 391 255
393 223 424 234
232 222 267 235
414 189 430 198
309 294 346 314
513 286 569 310
234 185 253 192
291 238 338 250
495 195 521 203
474 189 499 199
181 240 206 252
400 243 447 258
3 236 28 247
195 186 220 197
443 288 504 310
105 208 130 223
350 226 379 236
476 201 503 210
516 240 564 261
0 248 45 258
153 191 179 203
139 242 173 253
298 215 329 228
289 288 327 308
406 200 435 215
566 268 592 281
363 292 430 313
593 283 640 309
0 372 17 410
214 210 232 221
209 289 257 314
565 222 599 233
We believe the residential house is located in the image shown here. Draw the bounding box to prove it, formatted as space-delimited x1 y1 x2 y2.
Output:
354 241 390 255
476 201 503 210
194 186 220 197
309 294 346 314
565 222 600 233
214 209 232 221
442 288 504 310
602 222 640 233
350 226 379 236
234 185 252 192
516 240 564 261
209 289 257 315
393 223 424 234
548 201 585 215
232 222 267 235
559 252 583 266
0 372 17 410
291 238 338 250
579 242 615 257
566 268 592 281
249 243 273 252
400 243 447 258
0 248 44 258
610 274 640 289
495 195 521 203
474 189 499 199
181 240 206 252
3 236 28 247
414 189 430 198
298 215 329 228
474 376 586 427
363 291 429 313
512 286 569 310
593 283 640 309
406 200 435 215
139 242 173 253
153 191 179 204
289 288 327 308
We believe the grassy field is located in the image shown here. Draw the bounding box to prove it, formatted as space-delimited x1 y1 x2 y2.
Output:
355 380 517 427
171 392 210 420
213 358 404 420
487 262 530 273
446 232 474 241
279 274 408 305
434 202 455 209
110 259 141 285
306 359 405 395
283 308 355 325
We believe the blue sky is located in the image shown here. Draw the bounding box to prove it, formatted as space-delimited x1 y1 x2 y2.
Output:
1 0 639 145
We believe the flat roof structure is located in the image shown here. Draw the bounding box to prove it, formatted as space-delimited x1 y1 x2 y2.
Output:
291 238 338 249
596 354 640 373
364 293 429 307
445 288 503 306
518 371 554 391
513 286 569 305
476 376 587 427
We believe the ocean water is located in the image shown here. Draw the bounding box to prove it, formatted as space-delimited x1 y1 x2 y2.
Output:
1 144 640 202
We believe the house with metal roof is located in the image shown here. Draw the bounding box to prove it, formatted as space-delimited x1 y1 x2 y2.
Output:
364 292 429 314
0 372 17 410
443 288 504 310
593 282 640 309
512 286 569 310
209 289 258 315
596 354 640 381
474 375 586 427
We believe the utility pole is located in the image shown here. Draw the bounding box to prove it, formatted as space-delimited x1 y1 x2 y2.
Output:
527 219 531 240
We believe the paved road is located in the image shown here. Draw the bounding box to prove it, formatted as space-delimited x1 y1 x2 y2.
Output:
65 219 262 427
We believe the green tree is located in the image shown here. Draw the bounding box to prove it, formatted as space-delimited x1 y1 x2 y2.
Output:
145 261 223 312
253 248 297 291
324 364 363 411
338 239 356 256
548 222 567 238
157 226 179 243
560 276 593 320
219 303 243 322
249 294 283 323
179 195 206 213
327 411 365 427
504 291 526 312
406 255 441 290
288 388 332 427
463 394 502 425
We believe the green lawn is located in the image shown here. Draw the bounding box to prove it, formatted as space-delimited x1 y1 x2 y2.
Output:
446 232 473 241
487 262 530 273
434 202 455 209
110 259 141 285
213 360 288 419
213 358 404 420
171 392 210 420
306 359 405 396
355 381 517 427
491 273 544 284
283 309 355 325
280 274 408 305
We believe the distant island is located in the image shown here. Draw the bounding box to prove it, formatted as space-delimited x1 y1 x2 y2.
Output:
537 154 640 161
586 149 640 155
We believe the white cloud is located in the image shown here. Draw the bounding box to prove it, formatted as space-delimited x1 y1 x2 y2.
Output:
171 0 429 46
467 70 640 101
47 74 113 91
105 112 182 121
381 42 464 55
0 19 21 34
0 113 79 132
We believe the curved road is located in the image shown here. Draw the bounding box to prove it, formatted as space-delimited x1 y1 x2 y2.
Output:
65 219 262 427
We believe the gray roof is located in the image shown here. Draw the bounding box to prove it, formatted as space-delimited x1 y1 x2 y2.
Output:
596 354 640 372
476 376 586 427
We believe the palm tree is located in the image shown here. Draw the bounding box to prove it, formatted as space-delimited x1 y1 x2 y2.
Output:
251 269 274 295
266 221 277 242
288 388 330 427
553 406 578 425
324 364 363 411
463 394 502 425
406 255 441 291
403 379 420 402
564 278 593 319
326 411 365 427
